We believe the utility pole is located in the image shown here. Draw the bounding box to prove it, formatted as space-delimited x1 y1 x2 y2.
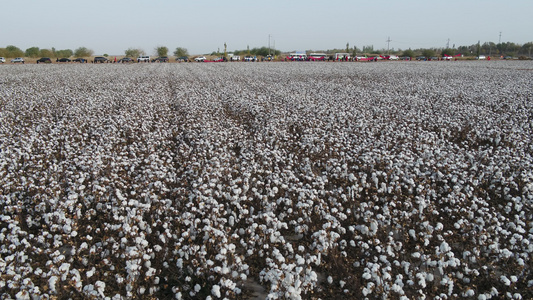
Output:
498 32 502 56
386 37 392 54
446 38 450 49
268 34 271 56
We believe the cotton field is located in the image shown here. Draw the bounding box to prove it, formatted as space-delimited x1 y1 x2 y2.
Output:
1 61 532 300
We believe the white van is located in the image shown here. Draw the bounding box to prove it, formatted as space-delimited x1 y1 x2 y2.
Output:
137 55 150 62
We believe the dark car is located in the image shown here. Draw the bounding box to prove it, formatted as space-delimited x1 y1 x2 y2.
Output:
416 56 426 61
57 58 71 62
152 56 169 62
36 57 52 64
93 56 108 63
118 57 134 63
176 56 189 62
73 58 86 63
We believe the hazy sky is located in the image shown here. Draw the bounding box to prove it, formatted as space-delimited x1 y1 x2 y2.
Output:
2 0 532 56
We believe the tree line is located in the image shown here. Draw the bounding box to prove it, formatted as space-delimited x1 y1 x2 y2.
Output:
0 46 94 58
1 41 532 59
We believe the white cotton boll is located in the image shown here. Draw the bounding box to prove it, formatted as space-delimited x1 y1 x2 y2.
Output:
440 241 451 253
95 281 106 297
211 285 221 298
86 267 96 278
327 276 333 284
48 276 58 293
369 221 378 235
435 223 444 231
501 275 511 286
116 189 126 201
391 284 403 293
16 290 30 300
194 284 201 293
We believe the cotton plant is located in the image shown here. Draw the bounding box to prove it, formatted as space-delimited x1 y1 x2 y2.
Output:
0 61 532 299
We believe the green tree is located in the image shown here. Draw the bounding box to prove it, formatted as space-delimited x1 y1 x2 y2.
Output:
125 48 143 58
422 49 436 58
56 49 73 58
521 42 533 57
402 49 415 58
352 46 360 57
74 47 94 57
6 45 24 58
25 47 40 58
441 48 455 57
39 49 54 57
155 46 168 57
362 45 374 53
173 47 189 57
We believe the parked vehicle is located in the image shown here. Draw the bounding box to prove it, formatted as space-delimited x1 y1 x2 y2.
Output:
477 55 486 60
73 58 86 63
244 56 256 62
37 57 52 63
11 57 24 63
137 55 150 62
0 57 5 63
152 56 169 62
356 56 378 62
213 57 226 62
194 56 206 62
230 55 240 61
93 56 108 63
382 55 399 60
118 57 134 63
57 58 71 62
308 53 326 61
176 56 189 62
